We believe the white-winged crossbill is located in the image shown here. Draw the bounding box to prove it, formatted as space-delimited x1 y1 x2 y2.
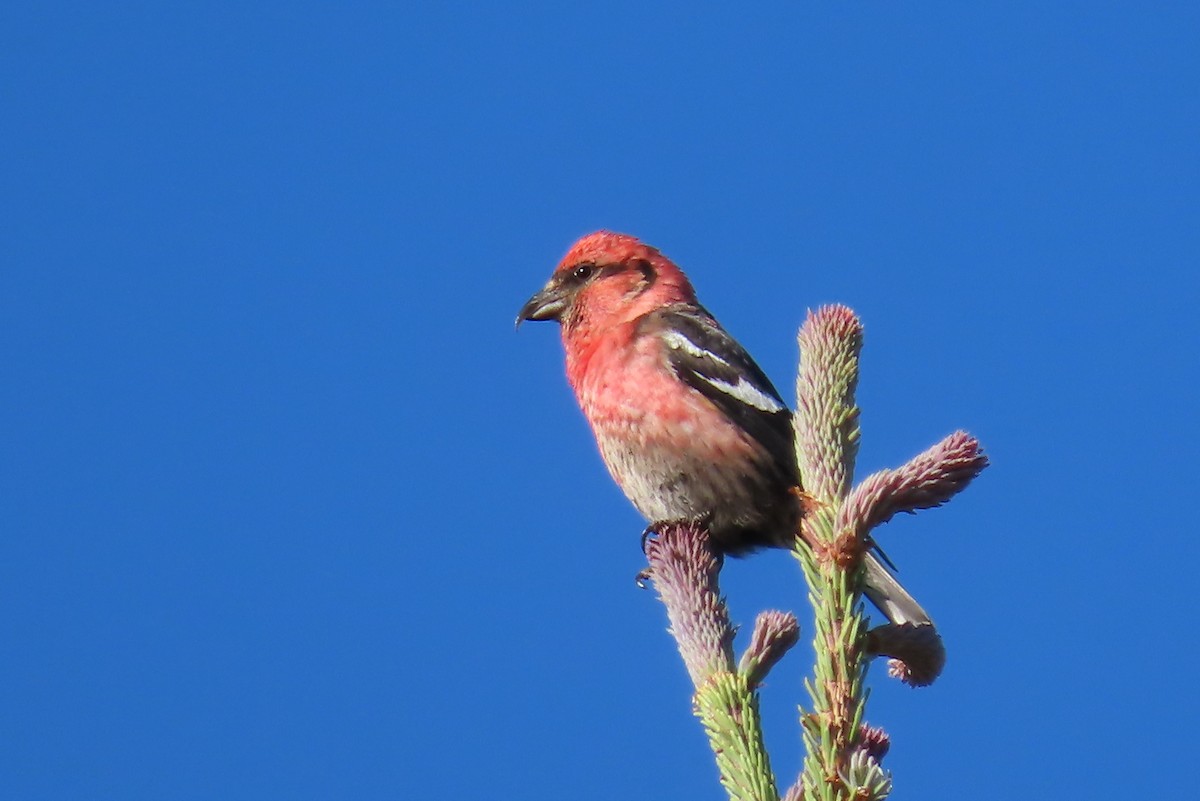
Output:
518 231 930 625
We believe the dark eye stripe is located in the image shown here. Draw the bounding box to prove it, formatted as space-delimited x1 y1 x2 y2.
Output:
563 261 652 287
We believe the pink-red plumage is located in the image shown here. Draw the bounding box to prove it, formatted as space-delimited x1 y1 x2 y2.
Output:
518 231 931 625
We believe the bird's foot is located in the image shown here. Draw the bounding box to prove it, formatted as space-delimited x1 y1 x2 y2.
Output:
634 567 653 589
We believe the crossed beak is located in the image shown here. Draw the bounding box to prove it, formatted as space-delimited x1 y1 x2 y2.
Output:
515 281 569 329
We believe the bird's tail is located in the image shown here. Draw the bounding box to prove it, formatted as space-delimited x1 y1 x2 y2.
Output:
862 553 933 626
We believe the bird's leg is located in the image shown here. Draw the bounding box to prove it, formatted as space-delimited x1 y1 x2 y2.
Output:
640 514 715 553
636 522 665 587
636 516 718 586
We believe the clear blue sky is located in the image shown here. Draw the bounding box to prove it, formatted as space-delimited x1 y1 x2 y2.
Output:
3 3 1197 799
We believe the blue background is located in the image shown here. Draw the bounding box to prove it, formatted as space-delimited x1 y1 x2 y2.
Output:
3 3 1197 799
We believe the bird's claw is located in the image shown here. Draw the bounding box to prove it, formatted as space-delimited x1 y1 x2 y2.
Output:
635 567 653 588
639 524 658 554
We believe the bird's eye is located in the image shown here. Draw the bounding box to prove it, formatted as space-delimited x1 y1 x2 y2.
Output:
572 263 595 281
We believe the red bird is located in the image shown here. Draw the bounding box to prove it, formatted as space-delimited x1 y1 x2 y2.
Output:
518 231 930 625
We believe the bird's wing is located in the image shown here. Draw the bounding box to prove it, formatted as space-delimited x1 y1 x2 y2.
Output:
645 305 797 475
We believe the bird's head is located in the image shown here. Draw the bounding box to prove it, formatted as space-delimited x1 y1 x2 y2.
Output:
517 231 697 335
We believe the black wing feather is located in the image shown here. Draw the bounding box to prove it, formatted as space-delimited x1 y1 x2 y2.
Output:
644 305 797 478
